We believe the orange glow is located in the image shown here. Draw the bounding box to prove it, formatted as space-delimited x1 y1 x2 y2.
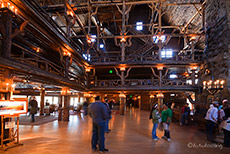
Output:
190 66 197 70
63 49 71 57
36 47 40 53
150 95 155 98
156 93 164 98
120 67 126 71
83 93 91 97
157 65 164 70
85 68 91 72
67 10 74 17
120 37 126 43
119 93 126 98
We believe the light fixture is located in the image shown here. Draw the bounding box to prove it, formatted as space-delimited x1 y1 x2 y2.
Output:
67 10 74 17
36 47 40 53
83 93 91 97
191 66 197 71
86 68 91 72
150 95 155 98
203 79 225 95
119 93 126 98
156 93 164 98
120 67 126 71
120 37 126 43
157 65 164 70
63 50 71 57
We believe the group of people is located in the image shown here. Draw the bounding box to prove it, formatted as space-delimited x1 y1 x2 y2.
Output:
88 96 113 153
205 99 230 147
149 102 173 141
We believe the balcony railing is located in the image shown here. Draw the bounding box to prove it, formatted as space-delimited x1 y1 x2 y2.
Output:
89 52 203 64
90 79 198 90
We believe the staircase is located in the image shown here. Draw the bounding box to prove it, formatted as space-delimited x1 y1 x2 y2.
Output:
129 28 156 56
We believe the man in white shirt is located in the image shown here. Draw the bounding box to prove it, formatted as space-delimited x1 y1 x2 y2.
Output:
205 101 219 142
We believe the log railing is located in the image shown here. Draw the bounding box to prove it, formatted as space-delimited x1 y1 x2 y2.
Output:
91 79 196 88
90 52 203 64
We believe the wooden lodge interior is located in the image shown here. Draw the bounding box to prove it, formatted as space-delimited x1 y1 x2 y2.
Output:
0 0 230 153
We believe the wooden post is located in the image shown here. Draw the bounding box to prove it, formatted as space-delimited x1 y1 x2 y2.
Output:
1 10 12 58
119 96 126 115
17 117 19 143
1 116 3 148
64 56 69 78
192 70 196 86
40 88 45 115
157 97 164 113
121 71 125 86
63 95 70 121
58 95 63 121
159 70 162 87
140 94 150 110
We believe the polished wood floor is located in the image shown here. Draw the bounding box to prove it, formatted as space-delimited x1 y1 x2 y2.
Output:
3 109 229 154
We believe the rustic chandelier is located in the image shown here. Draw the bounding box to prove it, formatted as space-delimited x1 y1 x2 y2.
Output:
202 79 225 95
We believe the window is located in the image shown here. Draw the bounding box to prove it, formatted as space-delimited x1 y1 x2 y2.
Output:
186 80 192 85
91 35 96 42
161 49 173 58
83 54 91 61
153 35 166 43
136 22 143 31
169 74 178 79
99 44 104 48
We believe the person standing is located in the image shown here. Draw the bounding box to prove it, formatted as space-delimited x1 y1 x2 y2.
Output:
205 101 219 142
161 103 172 141
222 102 230 147
180 103 190 126
104 97 112 133
149 103 161 140
88 96 109 153
83 101 89 116
29 96 38 122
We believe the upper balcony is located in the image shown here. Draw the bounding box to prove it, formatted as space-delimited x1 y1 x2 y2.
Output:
89 49 203 66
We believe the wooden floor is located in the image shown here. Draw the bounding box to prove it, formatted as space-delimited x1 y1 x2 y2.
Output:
2 109 229 154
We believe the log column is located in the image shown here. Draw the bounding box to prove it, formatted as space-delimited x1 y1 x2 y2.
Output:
119 92 126 115
157 92 164 112
58 95 63 121
63 95 70 121
40 88 45 115
1 10 12 58
140 93 150 110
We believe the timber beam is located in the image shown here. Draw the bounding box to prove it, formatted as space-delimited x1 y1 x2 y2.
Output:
0 57 87 91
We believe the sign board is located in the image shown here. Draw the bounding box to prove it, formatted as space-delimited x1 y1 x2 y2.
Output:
5 121 15 129
0 99 28 116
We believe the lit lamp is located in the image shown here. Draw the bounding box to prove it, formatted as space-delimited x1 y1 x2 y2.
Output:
203 79 225 95
83 93 91 97
150 95 155 99
156 93 164 98
63 50 71 57
119 93 126 98
120 67 126 71
157 65 164 70
85 68 91 72
120 37 126 43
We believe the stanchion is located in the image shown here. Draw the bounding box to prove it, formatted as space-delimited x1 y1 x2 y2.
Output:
0 115 23 151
